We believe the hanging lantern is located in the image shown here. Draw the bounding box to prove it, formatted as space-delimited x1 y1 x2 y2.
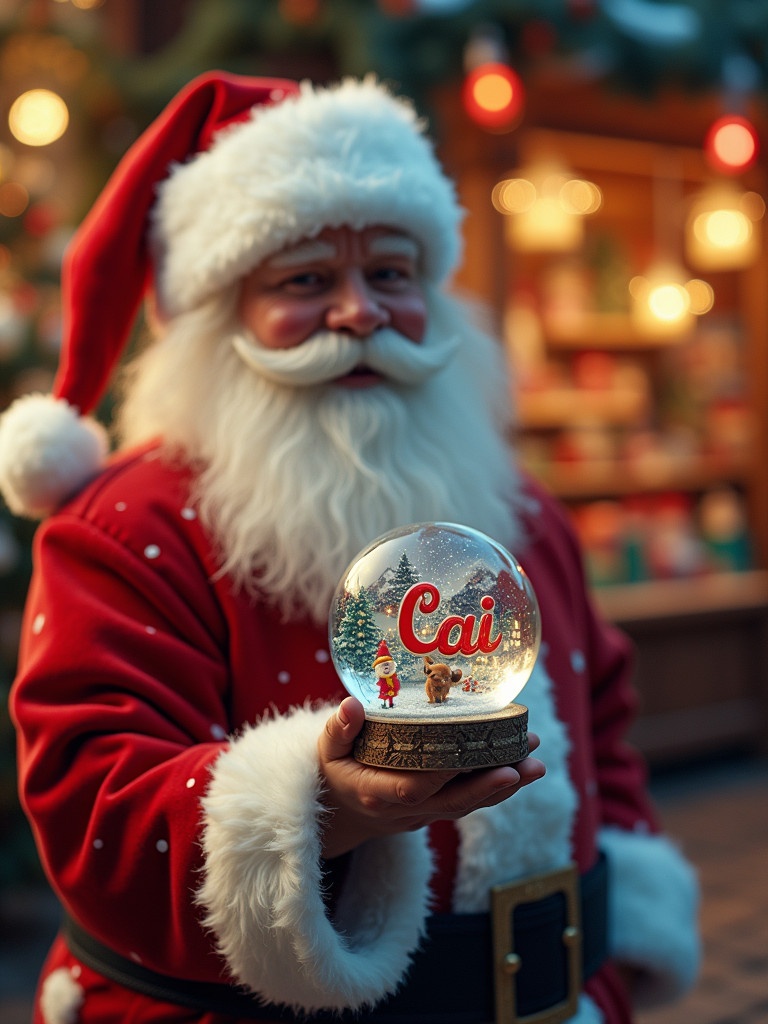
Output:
629 262 713 338
493 160 601 252
685 183 764 270
704 114 759 174
462 62 525 132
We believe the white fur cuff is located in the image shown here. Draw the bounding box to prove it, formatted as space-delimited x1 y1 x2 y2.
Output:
198 703 434 1014
600 825 701 1008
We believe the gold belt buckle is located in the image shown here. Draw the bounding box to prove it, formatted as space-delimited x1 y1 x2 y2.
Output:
490 863 582 1024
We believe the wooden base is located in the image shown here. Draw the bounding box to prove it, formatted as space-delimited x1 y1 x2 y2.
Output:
353 704 529 770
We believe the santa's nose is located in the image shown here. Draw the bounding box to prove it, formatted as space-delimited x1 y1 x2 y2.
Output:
325 272 390 337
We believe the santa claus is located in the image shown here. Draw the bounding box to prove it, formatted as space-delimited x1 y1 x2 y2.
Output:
0 73 699 1024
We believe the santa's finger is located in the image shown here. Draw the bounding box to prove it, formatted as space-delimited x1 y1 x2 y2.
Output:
319 696 366 764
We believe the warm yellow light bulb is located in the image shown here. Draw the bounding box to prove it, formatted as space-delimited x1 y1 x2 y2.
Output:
647 283 690 322
492 177 536 214
686 183 763 270
559 178 602 215
9 89 69 147
685 279 715 315
696 209 752 250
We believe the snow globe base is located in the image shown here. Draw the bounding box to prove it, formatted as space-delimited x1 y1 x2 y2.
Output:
353 702 529 771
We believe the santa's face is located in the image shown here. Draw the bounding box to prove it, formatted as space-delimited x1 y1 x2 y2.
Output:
236 226 427 389
376 659 396 678
117 230 523 625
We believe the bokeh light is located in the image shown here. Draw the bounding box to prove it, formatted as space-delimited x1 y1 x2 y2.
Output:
694 208 752 249
647 282 690 322
686 185 764 269
462 63 525 131
559 178 603 215
8 89 69 147
705 115 759 174
493 164 601 252
630 263 713 336
0 182 30 218
685 279 715 315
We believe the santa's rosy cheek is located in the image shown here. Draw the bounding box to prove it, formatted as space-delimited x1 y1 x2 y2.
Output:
241 299 323 350
389 294 427 343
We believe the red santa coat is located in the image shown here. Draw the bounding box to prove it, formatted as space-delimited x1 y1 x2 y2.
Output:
11 444 699 1024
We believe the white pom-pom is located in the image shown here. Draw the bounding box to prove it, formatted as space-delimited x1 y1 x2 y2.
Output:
0 393 108 518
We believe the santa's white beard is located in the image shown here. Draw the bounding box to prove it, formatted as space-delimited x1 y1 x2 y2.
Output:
116 288 525 625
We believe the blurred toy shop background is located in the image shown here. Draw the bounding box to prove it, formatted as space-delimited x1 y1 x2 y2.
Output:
0 3 767 1021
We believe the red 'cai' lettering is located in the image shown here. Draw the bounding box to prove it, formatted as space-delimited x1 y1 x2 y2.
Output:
398 582 502 657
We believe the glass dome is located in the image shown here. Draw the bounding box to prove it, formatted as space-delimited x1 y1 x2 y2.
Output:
329 522 540 725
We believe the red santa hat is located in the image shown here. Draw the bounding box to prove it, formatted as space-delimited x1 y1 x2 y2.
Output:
0 71 463 519
372 639 395 670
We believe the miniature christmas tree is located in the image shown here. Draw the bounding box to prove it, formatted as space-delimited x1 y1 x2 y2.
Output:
331 587 383 676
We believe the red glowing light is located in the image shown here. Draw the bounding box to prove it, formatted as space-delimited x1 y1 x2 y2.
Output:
705 115 759 174
462 62 525 132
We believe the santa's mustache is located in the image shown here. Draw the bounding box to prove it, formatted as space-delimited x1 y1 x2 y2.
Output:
231 325 460 388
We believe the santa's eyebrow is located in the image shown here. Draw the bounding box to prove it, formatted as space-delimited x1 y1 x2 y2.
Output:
368 234 420 260
266 239 337 268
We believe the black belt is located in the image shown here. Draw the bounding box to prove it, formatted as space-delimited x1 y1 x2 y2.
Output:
63 852 608 1024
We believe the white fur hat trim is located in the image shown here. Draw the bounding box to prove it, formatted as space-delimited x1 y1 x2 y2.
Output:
0 393 108 518
151 77 463 316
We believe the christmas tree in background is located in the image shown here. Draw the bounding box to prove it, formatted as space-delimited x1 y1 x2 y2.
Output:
382 551 421 609
0 4 130 885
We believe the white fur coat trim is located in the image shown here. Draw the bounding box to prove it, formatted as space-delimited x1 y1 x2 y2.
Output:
453 649 578 911
600 824 701 1007
39 967 85 1024
198 703 434 1013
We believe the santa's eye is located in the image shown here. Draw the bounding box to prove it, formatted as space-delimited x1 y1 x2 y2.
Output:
369 263 415 288
280 270 327 291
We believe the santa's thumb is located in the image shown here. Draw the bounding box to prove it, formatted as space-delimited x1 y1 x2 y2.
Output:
320 696 365 763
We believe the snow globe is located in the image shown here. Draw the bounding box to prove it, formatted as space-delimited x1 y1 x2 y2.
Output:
328 522 540 770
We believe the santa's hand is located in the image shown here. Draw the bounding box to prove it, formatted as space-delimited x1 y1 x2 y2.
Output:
318 696 545 860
